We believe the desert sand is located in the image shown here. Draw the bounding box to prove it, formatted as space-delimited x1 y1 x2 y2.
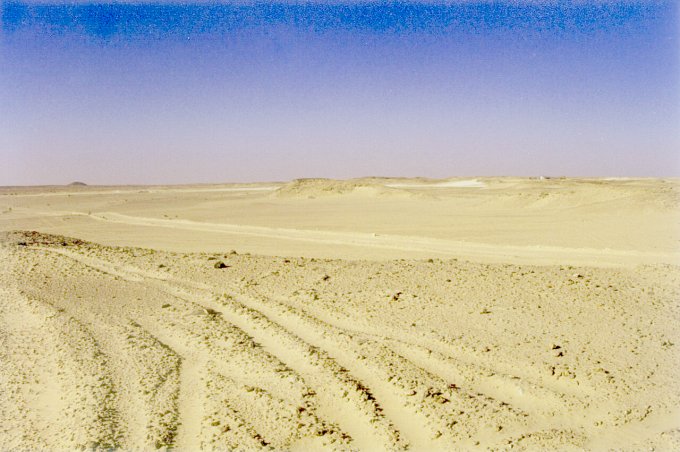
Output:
0 177 679 450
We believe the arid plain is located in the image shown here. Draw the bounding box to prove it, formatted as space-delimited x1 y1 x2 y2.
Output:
1 177 679 451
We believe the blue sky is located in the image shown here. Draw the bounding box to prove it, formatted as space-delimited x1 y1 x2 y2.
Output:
1 1 678 184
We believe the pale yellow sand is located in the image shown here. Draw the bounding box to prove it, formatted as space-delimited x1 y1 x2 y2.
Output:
0 177 679 450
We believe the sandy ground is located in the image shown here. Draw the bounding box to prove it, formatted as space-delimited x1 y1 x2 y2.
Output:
0 177 679 450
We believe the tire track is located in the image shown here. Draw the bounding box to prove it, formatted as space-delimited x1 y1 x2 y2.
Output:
6 247 181 449
34 245 379 449
28 209 680 265
7 233 677 451
214 291 440 450
0 287 122 449
35 244 546 448
257 288 591 408
226 285 604 446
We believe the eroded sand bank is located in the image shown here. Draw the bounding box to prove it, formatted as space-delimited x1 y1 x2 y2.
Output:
0 178 679 450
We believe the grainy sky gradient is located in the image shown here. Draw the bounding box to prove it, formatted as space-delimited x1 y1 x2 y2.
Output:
1 1 678 185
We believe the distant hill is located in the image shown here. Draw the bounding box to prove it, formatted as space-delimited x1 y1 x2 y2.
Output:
272 178 429 199
68 181 87 186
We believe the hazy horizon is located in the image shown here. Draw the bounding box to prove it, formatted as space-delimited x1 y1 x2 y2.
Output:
2 1 678 185
3 175 680 189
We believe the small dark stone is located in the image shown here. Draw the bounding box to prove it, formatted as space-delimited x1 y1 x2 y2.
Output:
214 261 228 269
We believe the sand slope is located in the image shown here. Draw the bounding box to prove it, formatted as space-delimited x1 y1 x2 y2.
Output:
1 230 679 450
1 177 678 264
1 178 679 450
272 178 425 199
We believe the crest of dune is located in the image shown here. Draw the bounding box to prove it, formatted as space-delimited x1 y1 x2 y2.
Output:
272 178 426 199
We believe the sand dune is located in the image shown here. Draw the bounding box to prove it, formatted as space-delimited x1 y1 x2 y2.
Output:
386 178 487 189
1 178 679 450
273 178 424 199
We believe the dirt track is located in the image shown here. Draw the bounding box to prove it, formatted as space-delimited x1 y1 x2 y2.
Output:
2 230 679 450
